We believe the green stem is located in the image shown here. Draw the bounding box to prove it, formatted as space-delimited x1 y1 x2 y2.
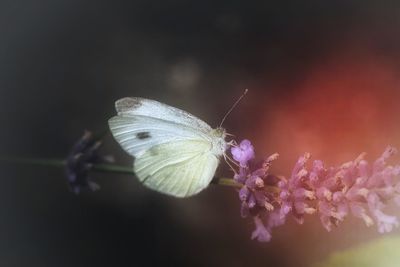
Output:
0 156 241 188
211 177 242 188
91 163 134 175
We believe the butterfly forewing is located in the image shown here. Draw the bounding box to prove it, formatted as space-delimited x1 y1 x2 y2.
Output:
115 97 212 134
109 115 208 157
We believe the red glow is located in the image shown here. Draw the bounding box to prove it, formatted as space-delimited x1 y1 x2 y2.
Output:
260 54 400 168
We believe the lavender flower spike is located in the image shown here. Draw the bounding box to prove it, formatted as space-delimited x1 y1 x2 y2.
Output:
231 139 400 242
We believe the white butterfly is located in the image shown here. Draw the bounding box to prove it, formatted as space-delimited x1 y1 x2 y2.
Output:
108 97 228 197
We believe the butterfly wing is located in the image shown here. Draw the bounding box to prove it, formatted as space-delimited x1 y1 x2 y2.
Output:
108 115 209 157
114 97 212 134
135 140 219 197
108 97 223 197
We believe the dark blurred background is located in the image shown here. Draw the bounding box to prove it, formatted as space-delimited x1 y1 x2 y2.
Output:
1 1 400 266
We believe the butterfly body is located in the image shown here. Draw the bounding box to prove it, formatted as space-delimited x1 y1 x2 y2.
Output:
108 97 227 197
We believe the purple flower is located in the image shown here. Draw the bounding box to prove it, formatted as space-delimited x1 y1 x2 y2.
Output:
66 131 112 194
231 139 281 241
231 139 400 242
277 153 317 222
231 139 255 167
251 216 272 242
308 147 400 233
367 192 399 233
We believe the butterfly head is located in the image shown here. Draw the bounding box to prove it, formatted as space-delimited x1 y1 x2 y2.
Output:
213 127 226 137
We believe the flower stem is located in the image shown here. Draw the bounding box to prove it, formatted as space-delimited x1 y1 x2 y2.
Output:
211 177 242 188
0 156 241 187
91 163 134 175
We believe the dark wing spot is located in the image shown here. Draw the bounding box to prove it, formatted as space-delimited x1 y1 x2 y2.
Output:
136 132 151 139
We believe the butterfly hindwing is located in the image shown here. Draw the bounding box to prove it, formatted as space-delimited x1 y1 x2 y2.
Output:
135 140 219 197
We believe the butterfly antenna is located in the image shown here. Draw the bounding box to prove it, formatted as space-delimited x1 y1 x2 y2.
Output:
219 89 248 127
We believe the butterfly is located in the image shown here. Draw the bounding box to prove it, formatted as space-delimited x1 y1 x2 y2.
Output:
108 97 230 197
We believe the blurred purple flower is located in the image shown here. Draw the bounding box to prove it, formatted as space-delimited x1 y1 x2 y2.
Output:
231 140 400 242
65 131 112 194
